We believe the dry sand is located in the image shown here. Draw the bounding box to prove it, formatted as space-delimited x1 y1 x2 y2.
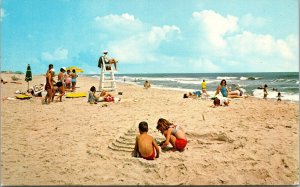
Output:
1 73 299 185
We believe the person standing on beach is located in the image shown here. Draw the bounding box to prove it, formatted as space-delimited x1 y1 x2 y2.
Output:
201 80 209 97
44 67 56 104
71 69 78 92
277 92 282 101
263 84 268 99
134 121 160 160
156 118 187 152
65 69 72 91
55 67 66 102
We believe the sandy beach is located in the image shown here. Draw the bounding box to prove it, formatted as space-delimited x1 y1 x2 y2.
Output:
1 73 299 185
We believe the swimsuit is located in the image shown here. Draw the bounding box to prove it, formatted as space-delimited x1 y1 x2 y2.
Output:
175 139 187 151
45 76 52 90
171 125 188 151
141 147 156 160
220 86 228 97
65 76 71 84
56 81 63 87
72 78 76 83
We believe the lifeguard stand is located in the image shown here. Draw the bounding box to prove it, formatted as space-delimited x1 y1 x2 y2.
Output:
99 56 117 91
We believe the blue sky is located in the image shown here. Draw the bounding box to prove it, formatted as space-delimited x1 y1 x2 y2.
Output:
1 0 299 74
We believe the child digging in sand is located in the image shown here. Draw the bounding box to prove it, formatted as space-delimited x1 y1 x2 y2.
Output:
134 121 160 160
156 118 187 152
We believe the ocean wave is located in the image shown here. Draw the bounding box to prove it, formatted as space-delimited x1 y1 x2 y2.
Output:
252 89 299 101
240 76 262 80
216 76 238 80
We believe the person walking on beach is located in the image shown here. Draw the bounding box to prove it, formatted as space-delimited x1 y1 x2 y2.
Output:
55 67 66 102
71 69 78 92
201 80 209 97
134 121 160 160
156 118 187 152
263 84 268 99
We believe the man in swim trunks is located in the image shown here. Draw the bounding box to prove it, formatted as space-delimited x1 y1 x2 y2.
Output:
134 121 160 160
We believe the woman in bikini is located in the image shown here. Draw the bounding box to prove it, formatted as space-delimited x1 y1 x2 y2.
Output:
156 118 187 152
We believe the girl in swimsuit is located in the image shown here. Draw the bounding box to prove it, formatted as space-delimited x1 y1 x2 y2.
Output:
65 70 72 91
156 118 187 152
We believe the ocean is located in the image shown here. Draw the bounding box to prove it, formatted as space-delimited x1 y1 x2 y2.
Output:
85 72 299 102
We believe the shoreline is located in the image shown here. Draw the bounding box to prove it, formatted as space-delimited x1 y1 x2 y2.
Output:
1 74 299 185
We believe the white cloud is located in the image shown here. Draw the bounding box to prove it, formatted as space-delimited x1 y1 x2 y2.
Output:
94 13 180 63
227 31 296 61
94 13 144 34
42 47 69 62
0 8 5 21
107 24 181 64
189 10 298 72
192 10 238 48
90 11 298 73
240 14 267 28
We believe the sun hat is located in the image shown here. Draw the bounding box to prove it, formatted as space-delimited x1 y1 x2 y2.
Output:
62 67 66 71
103 51 108 54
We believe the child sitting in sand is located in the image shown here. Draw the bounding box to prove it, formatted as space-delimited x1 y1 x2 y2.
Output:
134 121 160 160
156 118 187 152
212 96 229 107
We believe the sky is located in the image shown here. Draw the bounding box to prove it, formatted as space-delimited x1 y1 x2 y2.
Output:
1 0 299 74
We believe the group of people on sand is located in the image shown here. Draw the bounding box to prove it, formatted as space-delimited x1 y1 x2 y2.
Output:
44 64 78 104
183 79 248 107
134 118 187 160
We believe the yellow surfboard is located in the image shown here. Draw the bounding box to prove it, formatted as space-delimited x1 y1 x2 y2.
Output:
65 92 87 98
16 94 32 99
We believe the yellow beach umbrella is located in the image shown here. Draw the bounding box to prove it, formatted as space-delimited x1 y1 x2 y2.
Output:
66 66 84 73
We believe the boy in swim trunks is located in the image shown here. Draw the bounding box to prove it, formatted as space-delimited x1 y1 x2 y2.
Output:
134 121 160 160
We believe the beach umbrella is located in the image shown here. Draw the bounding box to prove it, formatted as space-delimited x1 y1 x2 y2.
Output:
66 66 84 73
25 64 32 90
